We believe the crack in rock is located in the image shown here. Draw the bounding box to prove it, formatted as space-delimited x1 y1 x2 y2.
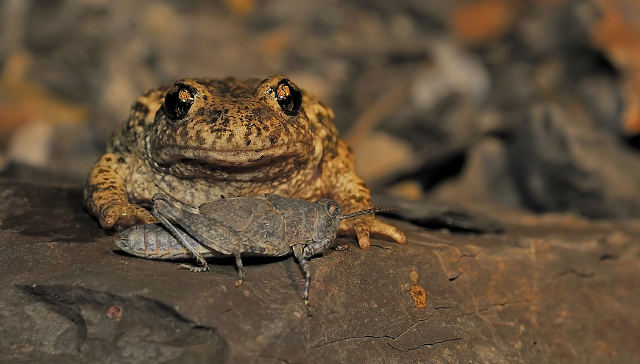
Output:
448 273 463 282
387 337 463 352
313 316 462 352
555 268 595 279
457 299 534 318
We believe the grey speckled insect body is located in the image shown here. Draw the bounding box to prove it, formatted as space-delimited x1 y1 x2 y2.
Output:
116 193 381 309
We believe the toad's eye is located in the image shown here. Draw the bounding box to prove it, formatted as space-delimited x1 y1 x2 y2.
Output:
164 85 194 120
274 79 302 116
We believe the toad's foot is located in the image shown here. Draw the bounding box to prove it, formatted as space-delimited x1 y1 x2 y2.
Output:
340 216 406 250
178 263 209 273
100 203 156 230
85 153 156 230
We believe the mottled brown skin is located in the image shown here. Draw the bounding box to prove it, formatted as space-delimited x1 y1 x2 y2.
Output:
84 75 406 249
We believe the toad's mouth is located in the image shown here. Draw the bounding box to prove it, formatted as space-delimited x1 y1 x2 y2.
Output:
152 143 314 182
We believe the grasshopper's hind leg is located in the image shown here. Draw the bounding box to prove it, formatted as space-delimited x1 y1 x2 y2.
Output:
153 211 209 272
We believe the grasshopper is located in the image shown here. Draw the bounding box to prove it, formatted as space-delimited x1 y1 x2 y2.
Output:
117 193 387 310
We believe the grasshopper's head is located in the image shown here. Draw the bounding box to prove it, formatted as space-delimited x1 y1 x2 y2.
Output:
311 200 391 242
308 200 392 256
312 199 342 244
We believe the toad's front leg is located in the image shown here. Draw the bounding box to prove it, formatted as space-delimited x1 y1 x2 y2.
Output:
339 213 406 250
331 141 406 250
84 153 156 229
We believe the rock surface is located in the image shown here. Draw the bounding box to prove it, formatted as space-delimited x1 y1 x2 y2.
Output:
1 179 639 363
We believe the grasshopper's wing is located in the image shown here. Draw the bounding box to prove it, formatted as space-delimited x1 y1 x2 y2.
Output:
166 203 286 256
165 211 238 256
154 196 236 255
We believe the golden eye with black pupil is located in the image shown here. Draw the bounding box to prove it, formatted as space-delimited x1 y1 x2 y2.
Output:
164 85 194 121
274 79 302 116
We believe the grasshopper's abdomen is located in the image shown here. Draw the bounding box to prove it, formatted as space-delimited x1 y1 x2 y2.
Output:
116 223 215 260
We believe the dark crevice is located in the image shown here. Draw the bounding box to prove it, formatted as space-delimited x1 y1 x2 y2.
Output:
387 337 463 352
599 253 618 262
313 334 395 349
448 273 462 282
627 134 640 150
315 333 462 353
554 268 595 279
457 300 533 317
392 317 434 340
408 150 467 192
370 244 392 251
313 316 460 353
17 284 88 350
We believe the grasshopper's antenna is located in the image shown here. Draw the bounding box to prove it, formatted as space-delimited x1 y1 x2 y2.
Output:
340 207 394 220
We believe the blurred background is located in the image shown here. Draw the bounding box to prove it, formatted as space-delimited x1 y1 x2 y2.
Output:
1 0 639 219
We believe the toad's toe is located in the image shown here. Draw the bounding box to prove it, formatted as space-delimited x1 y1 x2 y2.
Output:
101 203 156 230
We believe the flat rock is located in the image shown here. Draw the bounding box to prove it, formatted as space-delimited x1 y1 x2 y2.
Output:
1 179 639 363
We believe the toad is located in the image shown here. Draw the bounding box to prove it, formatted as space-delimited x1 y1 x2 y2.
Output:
84 75 405 249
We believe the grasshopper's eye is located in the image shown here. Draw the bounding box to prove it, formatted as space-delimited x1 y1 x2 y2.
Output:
274 79 302 116
326 200 340 218
164 84 194 121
